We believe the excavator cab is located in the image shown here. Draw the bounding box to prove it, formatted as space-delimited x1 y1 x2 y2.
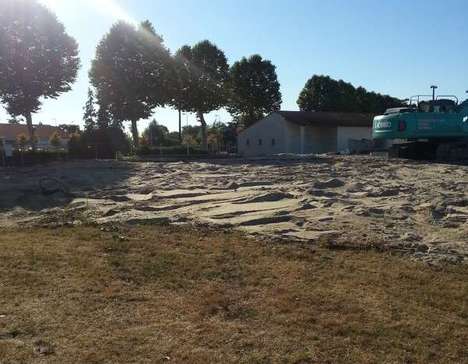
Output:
418 97 458 113
405 94 458 112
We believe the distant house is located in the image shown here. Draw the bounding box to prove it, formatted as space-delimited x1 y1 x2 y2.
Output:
237 111 374 156
0 123 70 151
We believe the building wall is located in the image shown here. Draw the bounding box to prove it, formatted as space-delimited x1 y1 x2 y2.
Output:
238 113 372 156
303 126 337 154
284 122 301 154
336 126 372 152
237 113 288 156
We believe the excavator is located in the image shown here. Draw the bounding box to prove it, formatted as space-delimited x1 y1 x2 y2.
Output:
372 88 468 160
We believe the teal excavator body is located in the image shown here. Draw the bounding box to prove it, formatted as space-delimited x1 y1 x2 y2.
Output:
372 96 468 160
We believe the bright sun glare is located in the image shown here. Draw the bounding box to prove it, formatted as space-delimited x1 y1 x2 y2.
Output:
40 0 136 25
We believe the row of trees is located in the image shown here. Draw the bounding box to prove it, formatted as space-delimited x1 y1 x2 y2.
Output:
15 131 62 151
0 0 405 156
0 0 283 151
140 119 237 153
297 75 403 113
88 21 282 150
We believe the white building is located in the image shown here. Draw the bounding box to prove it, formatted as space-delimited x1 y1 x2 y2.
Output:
237 111 374 156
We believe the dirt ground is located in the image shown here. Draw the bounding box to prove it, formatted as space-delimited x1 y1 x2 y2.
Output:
0 225 467 363
0 155 467 264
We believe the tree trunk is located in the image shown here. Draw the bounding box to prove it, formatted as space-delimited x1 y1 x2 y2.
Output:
24 112 36 151
178 109 182 143
131 119 139 149
197 111 207 151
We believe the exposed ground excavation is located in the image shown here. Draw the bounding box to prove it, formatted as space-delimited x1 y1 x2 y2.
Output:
0 155 467 264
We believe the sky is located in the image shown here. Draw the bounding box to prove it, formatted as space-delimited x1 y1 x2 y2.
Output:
1 0 468 133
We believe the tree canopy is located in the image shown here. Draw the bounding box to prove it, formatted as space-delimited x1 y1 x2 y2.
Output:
0 0 79 145
174 40 229 150
228 54 282 128
297 75 403 114
89 20 172 147
142 119 169 146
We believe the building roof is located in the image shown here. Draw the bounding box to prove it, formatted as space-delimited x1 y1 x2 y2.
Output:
0 123 69 140
277 111 374 127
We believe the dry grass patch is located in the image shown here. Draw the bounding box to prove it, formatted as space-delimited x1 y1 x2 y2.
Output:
0 225 466 363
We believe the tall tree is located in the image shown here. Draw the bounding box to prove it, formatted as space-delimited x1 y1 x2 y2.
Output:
96 100 113 129
142 119 169 146
297 75 402 114
83 88 97 131
297 75 340 112
169 52 191 142
227 54 282 128
89 20 172 148
174 41 229 150
0 0 80 148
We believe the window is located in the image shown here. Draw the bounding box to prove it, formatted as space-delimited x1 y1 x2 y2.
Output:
271 138 276 146
258 139 262 146
246 139 250 147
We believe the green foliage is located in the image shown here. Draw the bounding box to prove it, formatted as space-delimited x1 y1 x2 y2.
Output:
297 75 403 114
29 133 38 147
11 149 67 165
83 88 97 131
96 102 114 129
142 119 170 146
136 120 237 156
8 117 21 124
174 41 229 114
68 127 131 159
228 55 282 127
174 40 229 150
16 133 28 151
67 133 81 154
219 122 238 153
89 20 172 147
182 125 202 146
169 52 191 113
49 132 62 149
0 0 79 118
167 131 181 143
205 121 237 152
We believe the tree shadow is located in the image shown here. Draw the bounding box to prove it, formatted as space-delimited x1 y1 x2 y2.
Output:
137 154 333 167
0 160 136 212
212 155 333 167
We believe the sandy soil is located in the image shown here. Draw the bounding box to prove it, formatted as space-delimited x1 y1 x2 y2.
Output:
0 155 466 264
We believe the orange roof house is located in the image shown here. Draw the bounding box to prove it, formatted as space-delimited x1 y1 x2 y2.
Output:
0 123 70 150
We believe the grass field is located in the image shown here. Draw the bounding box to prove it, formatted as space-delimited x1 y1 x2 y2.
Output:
0 224 467 363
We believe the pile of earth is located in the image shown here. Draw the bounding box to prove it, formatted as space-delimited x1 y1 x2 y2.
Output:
0 156 466 265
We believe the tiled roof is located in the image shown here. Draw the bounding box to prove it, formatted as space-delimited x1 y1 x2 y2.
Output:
277 111 374 127
0 124 69 140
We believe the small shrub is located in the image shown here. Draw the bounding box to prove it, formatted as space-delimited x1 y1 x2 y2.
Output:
11 150 67 165
68 127 131 159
